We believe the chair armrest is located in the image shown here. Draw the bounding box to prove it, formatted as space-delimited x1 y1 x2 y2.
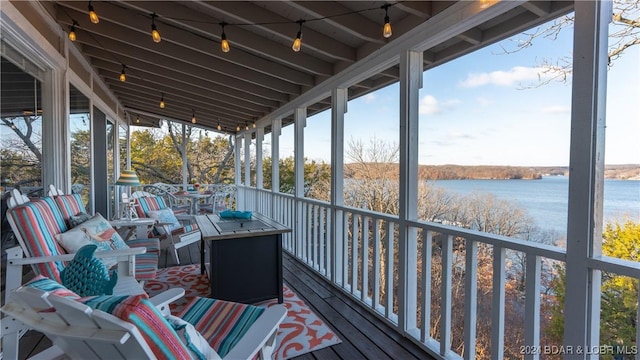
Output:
149 288 185 316
7 247 146 266
175 214 196 222
222 305 287 359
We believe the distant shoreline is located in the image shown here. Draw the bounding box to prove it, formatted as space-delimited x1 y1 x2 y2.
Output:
344 164 640 180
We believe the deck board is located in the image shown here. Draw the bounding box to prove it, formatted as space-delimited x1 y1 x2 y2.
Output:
3 242 436 360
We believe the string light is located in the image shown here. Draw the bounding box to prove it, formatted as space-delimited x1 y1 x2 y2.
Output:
68 21 78 41
253 121 256 128
9 121 16 129
88 1 99 24
236 124 241 132
220 22 230 53
191 110 197 124
159 93 165 108
382 4 392 38
292 20 305 52
150 13 161 43
119 64 126 82
217 122 222 131
136 115 140 123
245 122 249 131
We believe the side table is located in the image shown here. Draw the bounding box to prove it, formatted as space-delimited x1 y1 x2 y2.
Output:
109 218 156 241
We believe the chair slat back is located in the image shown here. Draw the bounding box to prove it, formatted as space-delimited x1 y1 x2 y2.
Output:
6 197 69 282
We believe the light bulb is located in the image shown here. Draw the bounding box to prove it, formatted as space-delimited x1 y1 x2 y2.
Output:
152 27 161 43
253 122 256 128
119 70 126 82
68 29 77 42
159 93 165 108
236 125 240 132
136 116 140 124
292 32 302 52
245 123 249 130
221 34 230 53
383 18 392 38
217 123 222 131
151 14 161 43
191 111 196 124
88 2 99 24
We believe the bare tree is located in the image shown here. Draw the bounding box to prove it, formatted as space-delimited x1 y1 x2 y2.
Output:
501 0 639 87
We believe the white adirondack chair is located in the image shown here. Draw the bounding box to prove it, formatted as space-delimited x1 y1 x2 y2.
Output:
1 285 287 360
2 188 151 360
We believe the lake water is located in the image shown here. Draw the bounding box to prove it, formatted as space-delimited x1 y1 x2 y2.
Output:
432 176 640 234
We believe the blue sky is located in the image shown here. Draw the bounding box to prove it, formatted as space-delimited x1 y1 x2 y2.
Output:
274 18 639 167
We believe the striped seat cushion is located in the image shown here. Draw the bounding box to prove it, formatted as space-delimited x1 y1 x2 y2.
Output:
126 237 160 256
132 252 158 281
53 194 87 225
23 275 81 300
82 294 191 359
7 198 68 282
172 223 199 235
178 297 266 358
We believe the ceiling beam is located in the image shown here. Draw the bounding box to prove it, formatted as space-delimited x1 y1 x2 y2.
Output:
86 47 286 105
287 1 383 43
191 1 356 62
57 7 303 95
117 0 333 76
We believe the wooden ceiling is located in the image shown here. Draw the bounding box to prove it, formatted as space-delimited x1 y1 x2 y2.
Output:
45 1 573 133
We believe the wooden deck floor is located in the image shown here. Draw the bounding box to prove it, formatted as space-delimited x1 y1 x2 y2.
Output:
4 242 435 360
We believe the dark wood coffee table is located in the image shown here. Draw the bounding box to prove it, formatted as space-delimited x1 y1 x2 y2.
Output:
195 212 290 304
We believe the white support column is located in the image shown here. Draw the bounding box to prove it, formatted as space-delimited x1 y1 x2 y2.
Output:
181 123 188 189
256 127 264 189
234 135 243 205
398 50 422 333
331 87 347 284
564 1 610 358
294 107 307 258
271 118 281 216
243 131 251 187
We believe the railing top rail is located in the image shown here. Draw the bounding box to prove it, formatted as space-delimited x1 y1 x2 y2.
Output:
244 186 567 261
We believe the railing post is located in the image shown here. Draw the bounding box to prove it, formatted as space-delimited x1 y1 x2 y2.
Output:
491 246 506 359
463 240 478 360
524 253 541 360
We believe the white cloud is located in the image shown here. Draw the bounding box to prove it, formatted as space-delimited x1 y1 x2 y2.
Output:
363 93 376 103
540 105 570 114
419 95 440 115
476 96 492 107
459 66 545 88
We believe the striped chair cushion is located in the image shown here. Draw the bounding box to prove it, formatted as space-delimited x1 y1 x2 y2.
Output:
7 198 68 282
126 238 160 256
172 223 199 235
132 252 158 281
135 196 169 218
82 294 191 359
53 194 87 224
24 275 81 300
178 297 266 358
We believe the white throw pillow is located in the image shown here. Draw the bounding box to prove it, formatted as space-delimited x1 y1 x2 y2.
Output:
165 315 221 360
55 213 129 268
147 208 182 234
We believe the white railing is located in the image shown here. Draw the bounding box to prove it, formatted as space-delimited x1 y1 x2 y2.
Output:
240 186 640 360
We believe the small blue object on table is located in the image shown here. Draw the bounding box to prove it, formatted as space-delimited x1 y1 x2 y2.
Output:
219 210 253 219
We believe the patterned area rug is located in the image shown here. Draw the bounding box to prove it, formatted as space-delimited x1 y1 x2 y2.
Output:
144 264 341 359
